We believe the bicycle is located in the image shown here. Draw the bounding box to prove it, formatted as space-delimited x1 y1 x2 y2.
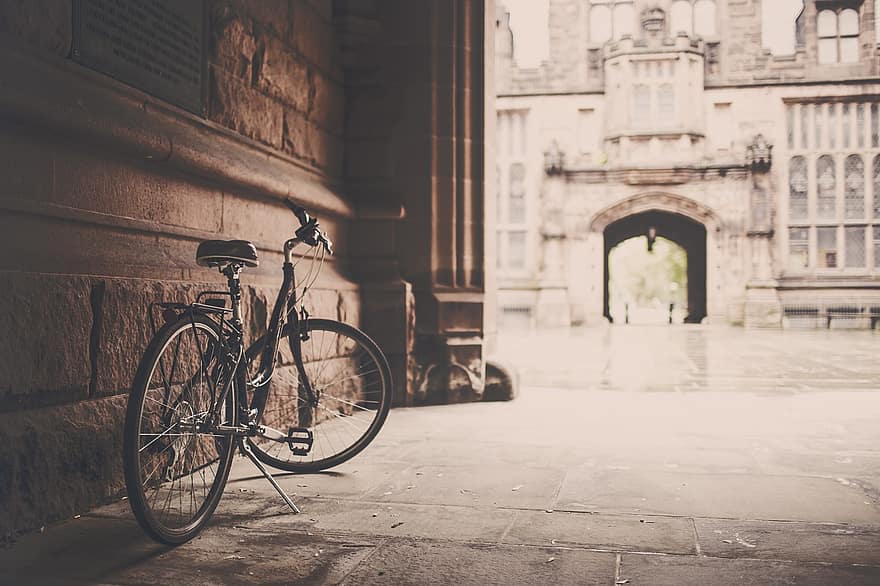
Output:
122 202 393 544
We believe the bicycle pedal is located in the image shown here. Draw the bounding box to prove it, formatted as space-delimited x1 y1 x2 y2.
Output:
286 427 313 456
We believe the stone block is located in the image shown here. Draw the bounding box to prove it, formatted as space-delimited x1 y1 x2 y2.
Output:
0 272 91 410
52 151 223 235
209 3 256 80
257 35 312 113
0 0 71 56
94 279 204 397
0 394 126 541
289 0 339 76
209 67 283 149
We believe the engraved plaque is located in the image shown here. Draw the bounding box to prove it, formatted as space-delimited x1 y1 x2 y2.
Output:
73 0 205 115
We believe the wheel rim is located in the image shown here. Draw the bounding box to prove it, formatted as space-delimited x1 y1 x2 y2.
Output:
134 321 231 533
249 322 387 468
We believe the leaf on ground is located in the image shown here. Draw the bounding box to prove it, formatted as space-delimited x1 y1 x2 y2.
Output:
391 522 404 529
511 485 524 492
545 557 555 563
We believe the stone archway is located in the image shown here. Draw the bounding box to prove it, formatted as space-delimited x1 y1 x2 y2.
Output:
589 193 722 324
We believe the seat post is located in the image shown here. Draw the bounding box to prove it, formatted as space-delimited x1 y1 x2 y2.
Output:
222 263 244 329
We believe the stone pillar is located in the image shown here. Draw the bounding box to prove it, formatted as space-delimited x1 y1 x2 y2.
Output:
344 0 489 404
744 135 782 328
535 161 570 327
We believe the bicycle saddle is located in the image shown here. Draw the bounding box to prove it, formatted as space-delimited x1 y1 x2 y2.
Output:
196 240 259 268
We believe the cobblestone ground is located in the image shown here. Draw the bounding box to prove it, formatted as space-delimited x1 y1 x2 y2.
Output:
4 325 880 585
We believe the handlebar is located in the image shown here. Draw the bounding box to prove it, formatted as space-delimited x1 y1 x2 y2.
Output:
284 200 333 255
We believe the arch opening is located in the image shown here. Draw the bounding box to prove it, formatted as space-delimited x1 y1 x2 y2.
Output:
603 210 707 324
609 236 688 324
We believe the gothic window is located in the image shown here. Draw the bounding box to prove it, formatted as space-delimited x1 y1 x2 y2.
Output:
818 8 860 64
789 156 808 220
496 110 530 274
845 226 866 268
817 226 838 268
817 155 837 220
844 155 864 220
786 101 880 274
788 227 809 271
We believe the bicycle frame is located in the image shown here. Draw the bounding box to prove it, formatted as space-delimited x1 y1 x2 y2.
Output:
189 236 316 432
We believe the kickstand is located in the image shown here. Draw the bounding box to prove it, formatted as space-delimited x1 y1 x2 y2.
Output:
238 438 301 514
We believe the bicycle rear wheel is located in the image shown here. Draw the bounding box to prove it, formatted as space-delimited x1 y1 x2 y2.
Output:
246 318 392 473
123 314 236 544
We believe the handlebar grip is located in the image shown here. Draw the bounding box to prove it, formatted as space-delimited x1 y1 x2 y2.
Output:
283 199 311 227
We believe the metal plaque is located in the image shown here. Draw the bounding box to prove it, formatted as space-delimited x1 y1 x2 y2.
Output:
73 0 205 115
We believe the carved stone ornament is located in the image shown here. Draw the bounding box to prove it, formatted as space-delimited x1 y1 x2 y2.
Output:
543 141 565 176
641 6 665 34
746 134 773 172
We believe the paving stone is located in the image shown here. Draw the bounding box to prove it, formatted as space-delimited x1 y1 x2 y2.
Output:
361 464 565 510
695 518 880 565
233 497 518 543
504 510 697 555
555 468 880 523
340 539 617 586
617 552 880 586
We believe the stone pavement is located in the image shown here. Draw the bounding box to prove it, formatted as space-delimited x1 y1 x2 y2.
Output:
3 325 880 585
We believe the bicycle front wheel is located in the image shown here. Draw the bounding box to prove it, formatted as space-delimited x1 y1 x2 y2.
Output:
246 319 392 473
123 314 236 544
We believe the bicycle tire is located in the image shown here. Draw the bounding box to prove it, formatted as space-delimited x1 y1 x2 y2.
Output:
245 318 392 473
123 313 236 544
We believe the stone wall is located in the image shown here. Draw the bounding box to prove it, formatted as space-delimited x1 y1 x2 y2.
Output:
0 0 353 541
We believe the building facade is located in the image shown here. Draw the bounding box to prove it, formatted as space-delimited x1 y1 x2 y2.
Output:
496 0 880 328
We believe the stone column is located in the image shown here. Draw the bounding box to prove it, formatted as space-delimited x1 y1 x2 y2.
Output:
535 149 570 327
743 135 782 328
345 0 489 404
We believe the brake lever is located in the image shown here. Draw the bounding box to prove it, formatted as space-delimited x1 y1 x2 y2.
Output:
318 231 334 255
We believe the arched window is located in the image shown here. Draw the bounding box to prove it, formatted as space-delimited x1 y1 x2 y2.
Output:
817 155 837 220
844 155 864 220
818 8 860 64
671 1 692 35
590 4 612 43
789 156 808 220
693 0 716 37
